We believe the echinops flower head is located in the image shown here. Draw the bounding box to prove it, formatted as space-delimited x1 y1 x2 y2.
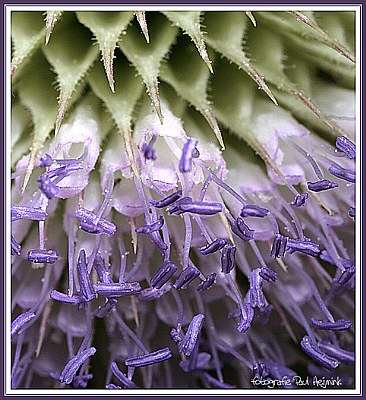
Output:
10 9 356 390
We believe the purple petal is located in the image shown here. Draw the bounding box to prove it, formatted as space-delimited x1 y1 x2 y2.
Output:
237 303 254 333
290 193 308 207
318 342 355 365
286 238 320 257
249 268 266 308
259 266 277 282
11 235 21 256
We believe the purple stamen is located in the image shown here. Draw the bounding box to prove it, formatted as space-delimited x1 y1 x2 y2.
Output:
179 138 198 173
310 318 353 331
170 328 183 344
270 234 288 258
253 362 269 379
198 239 226 255
94 282 142 298
240 204 269 218
59 347 97 384
50 290 86 304
11 235 21 256
135 216 164 234
106 383 121 389
11 311 36 337
300 336 339 370
93 253 113 284
179 352 211 373
77 249 96 302
111 361 139 389
141 135 157 160
202 372 237 389
336 136 356 159
150 190 183 208
307 179 338 192
150 261 178 289
75 208 116 236
39 154 53 167
37 174 60 199
95 299 118 318
328 163 355 183
11 205 47 222
176 200 223 216
320 250 354 269
318 341 355 365
237 303 254 333
124 347 172 368
349 207 355 219
249 268 266 308
336 265 355 285
221 244 236 274
196 273 217 292
259 266 277 282
179 314 205 357
27 249 58 264
167 197 193 215
291 193 308 207
72 374 93 389
286 238 320 257
137 283 171 302
173 265 200 290
230 217 254 241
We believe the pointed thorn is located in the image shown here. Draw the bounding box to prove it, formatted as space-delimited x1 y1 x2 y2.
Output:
245 11 257 27
149 80 164 125
136 11 150 43
22 145 39 193
55 97 68 136
102 47 115 93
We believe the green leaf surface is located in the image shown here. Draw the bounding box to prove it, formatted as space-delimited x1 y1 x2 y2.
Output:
256 12 355 83
76 11 134 92
163 11 213 73
42 12 99 135
203 11 277 105
210 57 291 186
244 26 346 138
16 50 59 190
160 33 224 149
118 12 179 124
88 51 144 176
11 12 45 80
